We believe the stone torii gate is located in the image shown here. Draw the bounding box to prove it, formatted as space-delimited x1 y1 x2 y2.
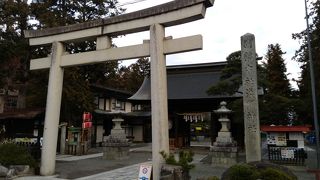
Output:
24 0 214 179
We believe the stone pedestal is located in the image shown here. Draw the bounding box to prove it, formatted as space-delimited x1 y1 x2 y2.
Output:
210 146 238 167
102 117 130 160
103 145 130 160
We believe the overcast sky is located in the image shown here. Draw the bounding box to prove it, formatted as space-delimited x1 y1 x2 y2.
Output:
114 0 310 88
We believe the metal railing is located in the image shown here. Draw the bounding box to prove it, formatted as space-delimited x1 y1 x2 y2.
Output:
268 146 306 166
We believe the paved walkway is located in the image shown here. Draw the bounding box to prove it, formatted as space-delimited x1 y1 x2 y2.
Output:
76 161 151 180
15 144 316 180
56 153 103 162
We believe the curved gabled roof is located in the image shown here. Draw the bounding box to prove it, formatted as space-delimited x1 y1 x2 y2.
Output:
129 62 245 100
129 62 264 101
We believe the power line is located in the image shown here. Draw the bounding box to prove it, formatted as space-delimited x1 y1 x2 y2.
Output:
117 0 148 7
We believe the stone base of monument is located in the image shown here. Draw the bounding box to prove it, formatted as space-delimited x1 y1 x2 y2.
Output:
210 135 238 167
210 145 238 167
102 144 130 160
102 117 130 160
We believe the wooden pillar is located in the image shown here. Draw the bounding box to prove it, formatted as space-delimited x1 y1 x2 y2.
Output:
150 23 169 180
40 41 64 175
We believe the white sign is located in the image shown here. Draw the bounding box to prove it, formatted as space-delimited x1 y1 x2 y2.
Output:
138 164 152 180
281 148 295 159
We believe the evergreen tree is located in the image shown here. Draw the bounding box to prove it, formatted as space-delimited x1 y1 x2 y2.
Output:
0 0 33 109
207 50 267 96
264 44 291 96
29 0 125 125
0 1 126 126
117 57 150 92
261 44 295 125
207 47 299 125
207 51 267 125
207 51 243 95
292 0 320 124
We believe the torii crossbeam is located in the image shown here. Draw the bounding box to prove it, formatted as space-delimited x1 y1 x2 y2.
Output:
24 0 214 179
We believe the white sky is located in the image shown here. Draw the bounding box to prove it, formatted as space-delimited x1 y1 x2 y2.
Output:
114 0 310 88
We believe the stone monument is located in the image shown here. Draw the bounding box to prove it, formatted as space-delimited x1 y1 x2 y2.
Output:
210 101 238 167
241 33 261 162
102 117 130 160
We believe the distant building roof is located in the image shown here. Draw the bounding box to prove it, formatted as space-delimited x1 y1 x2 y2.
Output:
129 62 262 100
260 125 312 133
0 109 44 120
90 84 133 99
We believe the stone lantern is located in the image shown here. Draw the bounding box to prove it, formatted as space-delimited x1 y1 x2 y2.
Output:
213 101 236 146
210 101 238 167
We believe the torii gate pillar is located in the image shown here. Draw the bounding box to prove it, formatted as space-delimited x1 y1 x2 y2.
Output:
150 24 169 178
40 42 64 175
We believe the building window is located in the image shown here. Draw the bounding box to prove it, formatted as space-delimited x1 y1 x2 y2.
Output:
112 99 125 111
4 96 18 112
132 104 142 111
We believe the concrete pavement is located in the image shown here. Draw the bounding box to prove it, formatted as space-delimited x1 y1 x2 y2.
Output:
15 144 316 180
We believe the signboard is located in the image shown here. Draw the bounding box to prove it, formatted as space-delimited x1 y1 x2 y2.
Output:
281 148 295 159
138 164 152 180
82 122 92 129
267 135 276 145
196 127 202 131
276 133 287 146
83 112 92 122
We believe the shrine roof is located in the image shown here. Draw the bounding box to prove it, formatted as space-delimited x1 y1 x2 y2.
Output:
129 61 261 100
90 84 133 99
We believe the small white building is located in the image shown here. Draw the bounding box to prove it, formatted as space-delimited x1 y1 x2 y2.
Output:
261 125 312 148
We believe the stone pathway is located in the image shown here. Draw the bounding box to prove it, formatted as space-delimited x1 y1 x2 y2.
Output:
56 153 103 162
75 161 151 180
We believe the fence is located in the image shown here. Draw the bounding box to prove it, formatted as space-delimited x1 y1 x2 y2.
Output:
268 146 306 166
15 142 41 160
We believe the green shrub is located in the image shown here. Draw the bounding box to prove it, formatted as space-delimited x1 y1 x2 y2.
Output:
222 162 297 180
0 143 36 167
207 177 220 180
160 150 195 171
197 176 220 180
260 168 296 180
226 164 260 180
